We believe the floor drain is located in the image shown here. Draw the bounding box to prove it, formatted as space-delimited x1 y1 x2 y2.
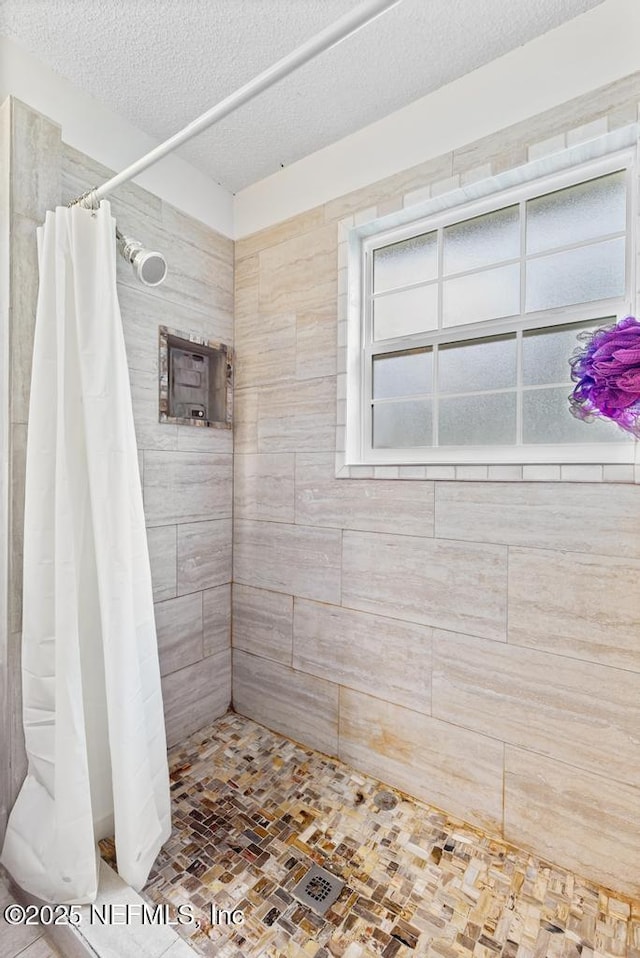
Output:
291 863 344 916
373 790 398 810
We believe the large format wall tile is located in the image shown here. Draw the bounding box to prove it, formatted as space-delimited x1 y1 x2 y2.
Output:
432 630 640 787
342 531 507 640
258 224 337 315
146 525 177 602
234 520 341 603
234 311 296 389
155 593 203 677
144 451 232 526
12 99 62 222
162 649 231 748
177 519 232 594
295 453 434 535
234 453 295 523
10 214 40 425
258 377 336 453
508 548 640 673
296 306 337 381
339 688 503 833
504 747 640 899
293 599 431 714
232 584 293 664
435 482 640 557
233 387 259 456
233 650 338 756
203 584 231 657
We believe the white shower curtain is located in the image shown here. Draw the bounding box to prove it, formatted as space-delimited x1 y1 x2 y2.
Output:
1 202 171 903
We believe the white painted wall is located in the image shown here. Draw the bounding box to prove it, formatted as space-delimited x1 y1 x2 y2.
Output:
0 35 234 237
234 0 640 237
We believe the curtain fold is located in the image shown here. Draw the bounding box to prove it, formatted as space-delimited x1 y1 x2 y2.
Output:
1 201 171 904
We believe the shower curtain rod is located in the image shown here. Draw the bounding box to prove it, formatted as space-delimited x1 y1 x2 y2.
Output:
72 0 403 208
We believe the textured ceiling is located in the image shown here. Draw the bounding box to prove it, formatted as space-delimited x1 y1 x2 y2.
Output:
1 0 605 193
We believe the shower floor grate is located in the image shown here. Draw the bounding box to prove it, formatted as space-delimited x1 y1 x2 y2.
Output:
291 863 344 916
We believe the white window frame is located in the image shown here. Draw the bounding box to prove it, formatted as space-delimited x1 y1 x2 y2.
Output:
344 129 638 467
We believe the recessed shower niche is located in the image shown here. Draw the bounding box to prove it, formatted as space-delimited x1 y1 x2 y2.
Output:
159 325 233 428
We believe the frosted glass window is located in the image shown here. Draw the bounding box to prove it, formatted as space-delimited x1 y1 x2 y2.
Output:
526 238 625 312
443 263 520 327
373 232 438 292
438 335 516 394
526 171 626 255
444 205 519 274
439 393 516 445
523 387 623 443
373 349 432 399
374 283 438 340
522 321 606 386
373 400 432 447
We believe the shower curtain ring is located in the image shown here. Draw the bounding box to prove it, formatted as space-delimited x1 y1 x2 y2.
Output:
68 188 100 210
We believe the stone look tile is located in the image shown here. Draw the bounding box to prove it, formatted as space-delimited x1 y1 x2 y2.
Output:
235 206 326 260
232 583 293 664
508 547 640 672
342 530 507 641
144 451 232 526
293 599 432 714
177 519 232 595
234 304 296 390
62 143 162 226
435 481 640 556
258 376 336 453
295 453 435 535
504 746 640 899
233 387 259 455
154 593 203 678
10 213 40 425
203 584 231 657
11 98 62 222
339 688 503 833
323 152 453 221
105 712 640 958
232 650 338 755
116 217 233 330
146 525 177 602
432 630 640 787
9 424 26 634
296 305 337 380
130 367 178 451
117 284 232 376
162 649 231 748
234 520 341 604
234 453 295 522
258 224 337 315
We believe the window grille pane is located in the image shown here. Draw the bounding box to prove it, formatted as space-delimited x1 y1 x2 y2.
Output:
373 400 432 447
525 237 625 313
443 263 520 327
526 171 626 255
444 205 519 275
373 232 438 293
522 320 607 386
373 283 438 340
523 387 623 443
438 393 516 445
438 335 516 394
373 349 432 399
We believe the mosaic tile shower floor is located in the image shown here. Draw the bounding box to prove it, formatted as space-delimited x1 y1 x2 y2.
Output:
100 713 639 958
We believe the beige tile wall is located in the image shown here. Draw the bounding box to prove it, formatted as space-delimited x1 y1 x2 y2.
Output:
61 143 235 749
232 73 640 898
0 97 234 845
